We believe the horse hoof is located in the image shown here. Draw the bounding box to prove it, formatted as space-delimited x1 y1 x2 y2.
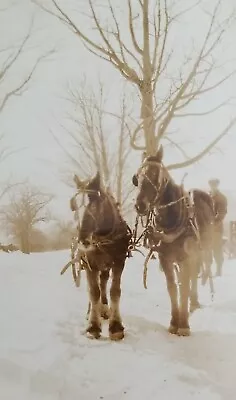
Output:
86 324 101 339
177 327 191 336
190 303 201 313
100 304 110 320
86 331 101 340
109 321 124 340
109 331 124 341
168 324 178 335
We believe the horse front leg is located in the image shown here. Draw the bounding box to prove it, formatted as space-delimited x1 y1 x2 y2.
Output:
203 248 214 299
109 263 125 341
178 260 191 336
190 253 201 313
99 269 110 319
86 269 101 339
160 256 179 335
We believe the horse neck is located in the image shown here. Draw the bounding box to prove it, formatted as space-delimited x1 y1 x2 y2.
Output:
79 190 125 240
155 179 184 230
79 205 95 241
104 192 127 236
93 192 118 236
104 192 123 232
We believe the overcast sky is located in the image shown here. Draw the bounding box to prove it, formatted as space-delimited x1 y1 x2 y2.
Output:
1 0 236 221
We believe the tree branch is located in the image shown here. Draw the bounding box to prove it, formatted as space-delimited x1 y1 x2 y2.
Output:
0 18 34 83
167 116 236 170
33 0 140 84
0 49 55 112
174 97 235 118
128 0 143 55
156 0 235 141
164 136 192 160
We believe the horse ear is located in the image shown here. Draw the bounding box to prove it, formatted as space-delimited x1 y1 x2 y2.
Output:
70 196 78 211
92 171 101 190
73 174 83 189
155 145 163 162
142 151 147 162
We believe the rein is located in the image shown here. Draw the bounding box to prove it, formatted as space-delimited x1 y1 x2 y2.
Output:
135 161 214 298
134 161 189 289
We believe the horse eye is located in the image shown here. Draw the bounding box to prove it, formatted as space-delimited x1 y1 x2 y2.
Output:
132 174 138 187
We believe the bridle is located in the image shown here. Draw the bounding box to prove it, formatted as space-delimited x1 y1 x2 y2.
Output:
71 187 122 249
132 160 214 299
134 159 172 213
133 159 190 242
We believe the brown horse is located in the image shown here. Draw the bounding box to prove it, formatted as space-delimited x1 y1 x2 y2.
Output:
71 171 132 340
133 146 214 336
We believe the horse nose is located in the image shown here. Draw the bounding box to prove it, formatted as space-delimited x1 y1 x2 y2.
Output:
83 239 91 247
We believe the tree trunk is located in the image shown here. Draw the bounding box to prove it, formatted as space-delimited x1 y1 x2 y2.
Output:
116 107 126 207
140 84 156 155
20 231 30 254
141 0 157 156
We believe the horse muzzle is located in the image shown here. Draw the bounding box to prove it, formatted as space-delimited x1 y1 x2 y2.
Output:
77 238 96 253
135 201 149 216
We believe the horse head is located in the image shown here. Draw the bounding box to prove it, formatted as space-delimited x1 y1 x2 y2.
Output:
73 171 118 252
132 145 169 215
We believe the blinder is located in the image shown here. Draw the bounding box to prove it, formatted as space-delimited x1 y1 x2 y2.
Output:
132 174 139 187
70 196 78 212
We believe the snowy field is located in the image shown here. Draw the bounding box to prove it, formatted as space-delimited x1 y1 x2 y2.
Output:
1 249 236 400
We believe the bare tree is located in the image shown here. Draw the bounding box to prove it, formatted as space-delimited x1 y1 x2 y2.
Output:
0 5 55 115
50 219 77 250
64 81 111 183
33 0 236 165
0 133 14 165
57 81 134 216
0 5 55 201
0 185 53 253
0 133 27 201
115 97 135 216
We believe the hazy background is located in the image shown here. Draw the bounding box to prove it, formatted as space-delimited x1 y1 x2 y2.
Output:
1 0 236 223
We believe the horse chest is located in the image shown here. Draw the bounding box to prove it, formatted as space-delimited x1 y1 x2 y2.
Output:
158 234 199 263
87 247 122 271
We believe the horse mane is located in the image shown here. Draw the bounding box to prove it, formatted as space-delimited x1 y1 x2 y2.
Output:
157 178 185 231
103 188 127 228
79 185 128 240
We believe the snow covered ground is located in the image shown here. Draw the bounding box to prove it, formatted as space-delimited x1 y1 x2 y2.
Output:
1 249 236 400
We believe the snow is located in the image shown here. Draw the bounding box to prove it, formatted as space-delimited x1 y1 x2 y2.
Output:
1 250 236 400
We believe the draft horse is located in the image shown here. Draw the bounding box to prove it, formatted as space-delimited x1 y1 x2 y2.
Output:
133 146 214 336
70 172 132 340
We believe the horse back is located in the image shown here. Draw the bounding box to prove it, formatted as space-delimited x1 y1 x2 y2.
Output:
192 189 214 238
193 190 214 214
